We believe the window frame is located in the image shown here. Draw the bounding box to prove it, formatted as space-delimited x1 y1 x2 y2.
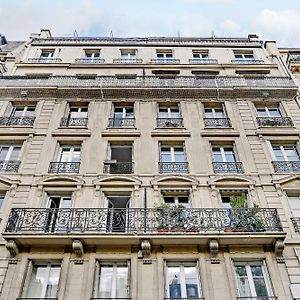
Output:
0 144 22 161
204 103 226 119
160 143 187 163
212 145 238 163
271 144 300 162
158 104 181 118
57 145 81 163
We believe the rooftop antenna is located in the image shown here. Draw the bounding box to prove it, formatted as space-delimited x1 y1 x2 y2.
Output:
73 30 78 38
211 31 216 39
110 30 114 38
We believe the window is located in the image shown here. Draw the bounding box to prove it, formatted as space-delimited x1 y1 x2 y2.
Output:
58 146 81 163
110 105 135 127
256 106 282 118
10 106 35 118
47 195 72 209
272 144 300 162
166 262 202 299
288 195 300 232
26 263 61 298
204 105 225 119
84 50 100 59
0 193 5 209
192 50 209 59
0 145 21 172
234 52 255 62
157 105 182 128
61 105 88 127
154 50 176 63
96 262 129 298
204 104 231 127
1 105 36 126
162 191 190 207
120 49 137 59
221 191 249 209
256 105 293 127
40 50 54 59
234 262 274 298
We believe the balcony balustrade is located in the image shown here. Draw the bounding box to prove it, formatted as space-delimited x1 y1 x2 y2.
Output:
231 59 264 64
213 162 244 174
150 58 180 64
204 118 231 128
103 161 133 174
165 298 204 300
288 54 300 63
237 297 278 300
60 117 88 127
113 58 143 64
256 117 293 127
74 58 105 64
0 116 35 126
272 161 300 173
157 118 183 128
159 162 189 174
91 298 131 300
27 58 62 63
108 118 135 128
17 298 58 300
48 162 80 174
189 58 218 64
0 160 20 172
5 207 283 234
291 217 300 232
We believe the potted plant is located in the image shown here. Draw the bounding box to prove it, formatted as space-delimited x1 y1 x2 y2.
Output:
170 204 188 232
155 203 172 232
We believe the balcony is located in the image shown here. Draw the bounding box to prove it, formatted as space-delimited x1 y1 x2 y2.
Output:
213 162 244 174
204 118 231 128
113 58 143 64
288 53 300 63
108 118 135 128
189 58 218 64
0 161 20 172
0 117 35 126
150 58 180 64
74 58 105 64
231 59 264 64
291 217 300 232
157 118 183 128
27 58 62 63
103 161 133 174
256 117 293 127
272 161 300 173
48 162 80 174
60 117 88 127
159 162 189 174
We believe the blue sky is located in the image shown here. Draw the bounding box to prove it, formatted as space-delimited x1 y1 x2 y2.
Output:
1 0 300 47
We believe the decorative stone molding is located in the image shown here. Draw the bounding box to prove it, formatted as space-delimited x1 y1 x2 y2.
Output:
209 239 220 264
72 239 84 257
6 240 19 257
141 239 151 258
275 239 285 263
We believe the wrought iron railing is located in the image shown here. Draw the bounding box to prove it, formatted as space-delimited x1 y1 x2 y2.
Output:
164 298 205 300
213 162 244 174
113 58 143 64
74 58 105 64
103 162 134 174
272 161 300 173
27 58 62 63
288 54 300 63
0 117 35 126
0 161 20 172
231 59 264 64
157 118 183 128
150 58 180 64
0 76 296 89
159 162 189 174
204 118 231 128
17 298 58 300
256 117 293 127
60 117 88 127
189 58 218 64
48 162 80 173
5 207 283 234
108 118 135 128
237 297 278 300
291 217 300 232
91 298 131 300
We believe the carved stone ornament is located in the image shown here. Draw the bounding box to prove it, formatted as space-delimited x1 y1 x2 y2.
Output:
72 239 84 257
209 239 220 264
141 239 151 258
6 240 19 257
275 239 285 262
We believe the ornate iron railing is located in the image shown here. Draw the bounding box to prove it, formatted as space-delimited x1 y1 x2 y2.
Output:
17 298 58 300
159 162 189 174
91 298 131 300
60 117 88 127
27 58 62 63
0 161 20 172
103 162 133 174
291 217 300 232
75 58 105 64
150 58 180 64
5 207 283 234
231 59 264 64
48 162 80 173
164 298 204 300
256 117 293 127
113 58 143 64
108 118 135 128
288 54 300 63
204 118 231 128
189 58 218 64
237 297 278 300
157 118 183 128
0 117 35 126
272 161 300 173
213 162 244 174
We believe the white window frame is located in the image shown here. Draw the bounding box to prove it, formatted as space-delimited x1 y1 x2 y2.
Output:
256 105 282 117
95 261 130 298
156 50 174 61
0 192 6 210
192 50 209 59
68 106 88 118
234 52 255 61
233 261 274 298
212 145 237 163
160 144 187 163
11 106 35 118
0 145 21 161
84 50 100 59
204 105 226 118
46 194 72 209
270 144 300 162
113 106 134 118
120 49 137 59
162 192 190 207
165 261 202 298
158 105 181 118
40 50 54 58
287 194 300 218
57 146 81 163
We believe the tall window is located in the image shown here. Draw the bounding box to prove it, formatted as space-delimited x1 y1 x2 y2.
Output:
10 106 35 118
192 50 209 59
156 50 174 63
97 262 129 298
58 146 81 163
110 105 135 127
47 195 72 209
0 145 21 162
288 195 300 218
204 105 226 119
40 50 54 59
120 49 137 59
212 146 237 163
166 262 202 299
26 263 61 298
234 52 255 63
234 262 273 298
158 105 181 119
256 106 282 118
204 104 231 128
61 105 88 127
272 144 300 162
162 191 190 208
85 50 100 59
0 193 5 209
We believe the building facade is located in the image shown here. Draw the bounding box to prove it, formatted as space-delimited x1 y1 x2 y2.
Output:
0 29 299 299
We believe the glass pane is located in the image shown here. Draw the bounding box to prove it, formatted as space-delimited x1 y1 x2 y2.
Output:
164 196 175 204
168 266 182 298
251 265 263 277
214 108 225 118
0 147 9 160
125 107 134 117
161 147 171 162
235 266 251 297
174 148 186 162
71 149 81 162
268 108 281 117
212 148 222 162
224 148 236 162
253 278 268 297
98 266 113 297
61 197 72 208
116 266 128 297
289 196 300 217
256 108 268 117
178 197 189 204
10 147 21 160
27 265 48 297
45 266 60 297
185 266 199 298
13 107 25 117
272 147 284 161
285 147 299 161
204 108 213 118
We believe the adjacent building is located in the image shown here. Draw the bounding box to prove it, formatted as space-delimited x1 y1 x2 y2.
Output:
0 29 299 299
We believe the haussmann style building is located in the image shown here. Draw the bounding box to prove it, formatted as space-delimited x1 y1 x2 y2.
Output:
0 29 299 300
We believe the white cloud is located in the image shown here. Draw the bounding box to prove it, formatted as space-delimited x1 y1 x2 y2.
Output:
219 19 241 36
253 9 300 46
